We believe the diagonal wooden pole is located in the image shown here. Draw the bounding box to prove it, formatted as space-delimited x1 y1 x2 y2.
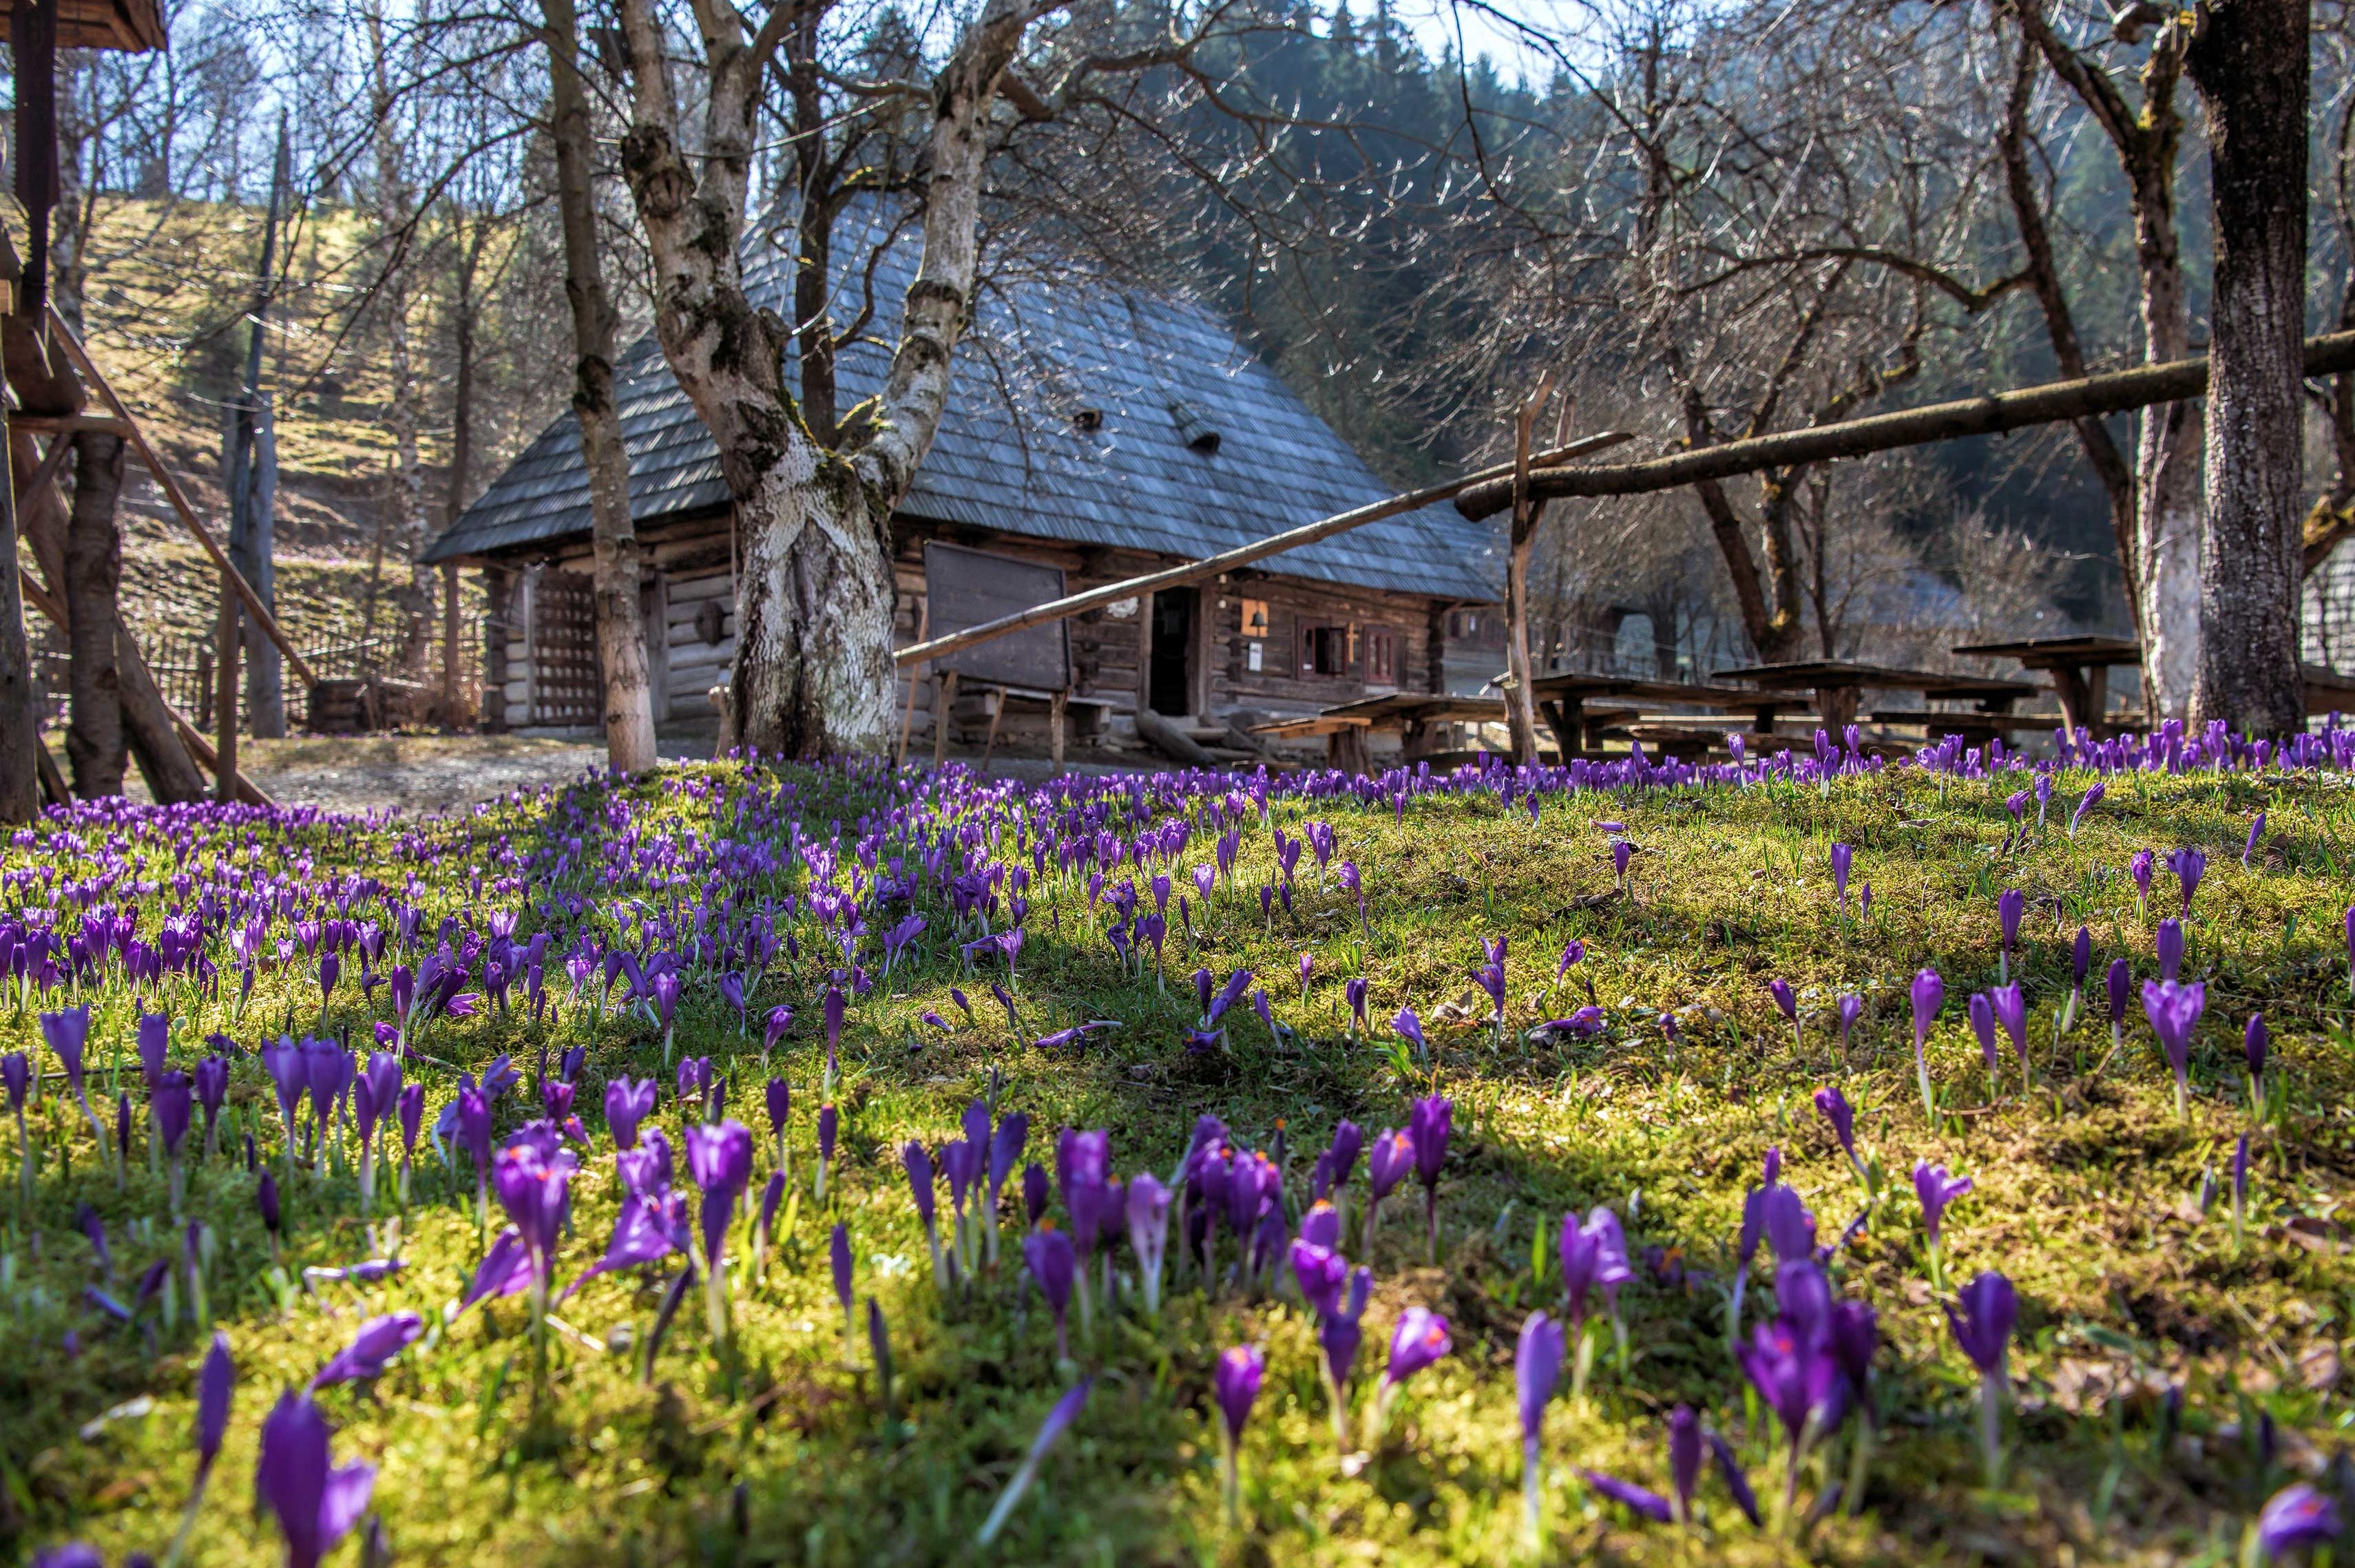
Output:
894 429 1635 670
40 307 320 686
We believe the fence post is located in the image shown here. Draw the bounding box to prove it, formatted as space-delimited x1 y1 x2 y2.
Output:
214 572 239 804
196 645 213 731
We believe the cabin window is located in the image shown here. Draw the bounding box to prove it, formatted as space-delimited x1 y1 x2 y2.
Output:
1366 625 1398 685
1301 623 1353 677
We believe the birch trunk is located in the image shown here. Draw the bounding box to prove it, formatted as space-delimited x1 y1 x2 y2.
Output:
543 0 656 772
616 0 1039 758
2187 0 2308 735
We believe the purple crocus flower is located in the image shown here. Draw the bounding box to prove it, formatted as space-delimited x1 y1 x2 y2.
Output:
2258 1483 2342 1560
1737 1315 1848 1482
1364 1125 1414 1251
1909 969 1943 1116
1410 1094 1452 1261
1290 1239 1349 1319
1580 1469 1673 1523
2243 813 2267 869
2157 917 2184 983
40 1007 109 1160
1668 1405 1702 1523
2142 978 2206 1117
1023 1162 1050 1228
1382 1306 1452 1392
311 1312 423 1388
1913 1161 1972 1290
1559 1206 1634 1333
1116 1171 1166 1314
2246 1013 2269 1094
829 1220 855 1329
1968 991 1999 1086
2169 846 2206 915
255 1391 376 1568
137 1012 170 1088
189 1324 233 1456
1813 1086 1859 1177
606 1076 656 1150
1997 888 2024 979
687 1119 753 1342
1829 844 1852 911
1836 994 1861 1054
975 1379 1095 1547
154 1071 193 1159
1947 1270 2017 1483
815 1102 839 1202
1023 1226 1077 1360
905 1142 946 1288
1514 1310 1567 1540
1212 1346 1264 1523
2129 849 2155 915
762 1005 793 1063
1989 983 2028 1085
1390 1005 1426 1061
2068 782 2104 836
1344 977 1370 1034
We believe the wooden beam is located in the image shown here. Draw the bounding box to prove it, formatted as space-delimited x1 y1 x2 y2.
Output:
5 412 127 436
894 428 1635 669
1455 330 2355 519
40 309 320 686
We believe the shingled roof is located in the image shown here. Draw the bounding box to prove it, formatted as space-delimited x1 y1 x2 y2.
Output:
423 203 1502 602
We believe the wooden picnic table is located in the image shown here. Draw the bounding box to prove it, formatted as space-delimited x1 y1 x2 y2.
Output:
1954 636 2355 737
1252 692 1507 771
1951 636 2142 741
1713 660 2036 733
1521 671 1814 758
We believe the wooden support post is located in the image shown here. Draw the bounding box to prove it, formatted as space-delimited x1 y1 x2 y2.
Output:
440 560 460 724
195 645 213 730
896 600 928 767
931 669 959 766
213 572 238 804
980 691 1005 771
1049 689 1068 773
0 415 33 824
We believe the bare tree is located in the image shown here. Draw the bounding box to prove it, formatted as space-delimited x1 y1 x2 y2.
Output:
2002 0 2203 718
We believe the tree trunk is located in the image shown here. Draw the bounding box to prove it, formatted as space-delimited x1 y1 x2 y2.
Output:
2186 0 2307 735
0 440 37 823
367 0 432 682
63 431 126 797
543 0 657 773
616 0 1036 759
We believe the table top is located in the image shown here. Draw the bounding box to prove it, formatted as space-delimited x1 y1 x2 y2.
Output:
1525 672 1792 709
1714 661 2037 698
1950 635 2143 665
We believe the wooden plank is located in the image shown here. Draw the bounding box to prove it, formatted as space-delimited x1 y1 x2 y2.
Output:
4 412 126 436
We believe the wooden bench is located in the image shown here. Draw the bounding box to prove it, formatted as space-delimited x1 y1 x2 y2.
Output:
932 671 1113 769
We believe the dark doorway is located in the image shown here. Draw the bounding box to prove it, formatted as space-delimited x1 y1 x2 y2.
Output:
1149 588 1197 715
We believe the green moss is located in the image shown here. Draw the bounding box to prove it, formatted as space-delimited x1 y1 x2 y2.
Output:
4 761 2352 1565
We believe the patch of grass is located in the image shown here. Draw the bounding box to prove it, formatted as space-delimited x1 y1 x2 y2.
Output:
4 759 2354 1566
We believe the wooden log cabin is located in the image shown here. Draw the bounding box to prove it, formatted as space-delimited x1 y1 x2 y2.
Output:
423 207 1505 760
